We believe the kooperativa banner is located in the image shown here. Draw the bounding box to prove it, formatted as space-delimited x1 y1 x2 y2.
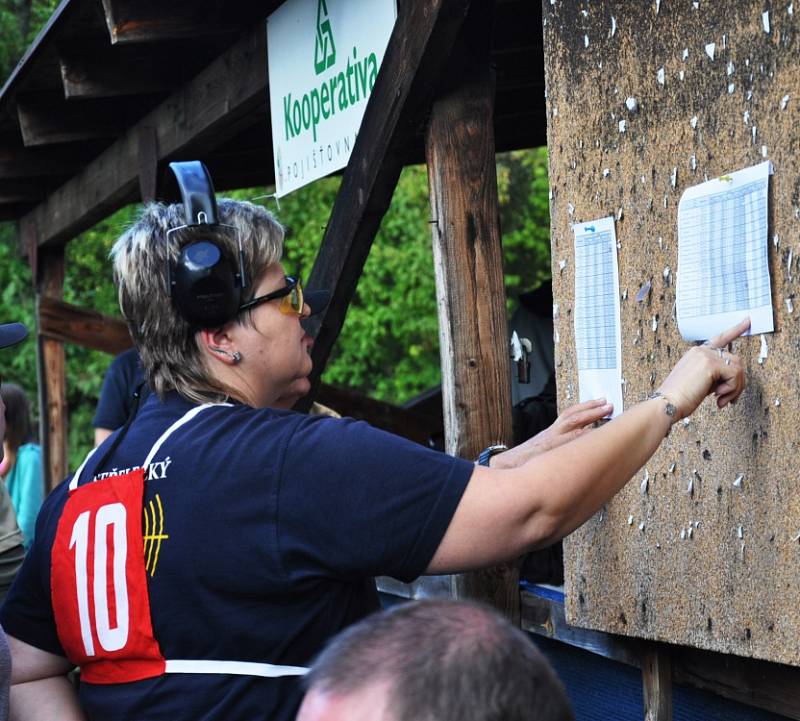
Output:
267 0 397 197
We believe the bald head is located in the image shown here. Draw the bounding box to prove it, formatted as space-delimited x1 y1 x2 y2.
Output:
297 599 573 721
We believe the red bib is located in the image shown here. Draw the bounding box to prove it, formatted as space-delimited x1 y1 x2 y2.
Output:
51 468 166 684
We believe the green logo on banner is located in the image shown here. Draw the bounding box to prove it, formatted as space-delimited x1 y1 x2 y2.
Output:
314 0 336 75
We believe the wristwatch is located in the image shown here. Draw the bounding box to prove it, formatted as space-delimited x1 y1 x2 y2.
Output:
477 444 508 467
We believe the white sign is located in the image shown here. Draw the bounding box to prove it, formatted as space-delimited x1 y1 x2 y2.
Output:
267 0 397 197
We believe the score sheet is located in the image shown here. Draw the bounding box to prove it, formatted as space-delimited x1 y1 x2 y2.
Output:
573 216 623 418
676 161 774 341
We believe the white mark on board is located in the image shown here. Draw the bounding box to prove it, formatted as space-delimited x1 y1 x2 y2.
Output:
671 167 678 188
680 528 686 540
657 67 665 85
639 521 646 532
692 1 699 8
758 334 769 364
728 82 736 94
603 168 611 178
688 526 694 539
567 203 575 216
789 3 794 17
628 514 634 525
687 477 694 495
786 298 794 314
619 119 627 133
774 233 780 249
617 206 624 221
553 303 560 320
611 16 617 36
727 61 735 76
690 154 697 171
625 96 639 112
763 10 771 33
663 266 671 282
559 258 567 272
655 0 661 14
679 69 685 81
752 126 758 144
733 474 744 488
584 34 589 48
705 43 716 60
669 462 676 474
683 48 689 61
743 110 750 125
737 525 744 539
762 145 769 158
782 94 791 110
690 115 698 129
775 397 781 407
641 469 650 495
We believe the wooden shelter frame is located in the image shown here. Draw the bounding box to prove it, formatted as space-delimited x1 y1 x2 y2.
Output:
1 0 799 718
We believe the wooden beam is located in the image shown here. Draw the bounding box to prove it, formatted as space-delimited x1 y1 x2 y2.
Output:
315 383 442 446
301 0 471 401
19 23 268 251
36 247 68 491
100 0 250 44
643 646 673 721
38 297 132 355
17 95 125 146
424 1 516 618
0 146 85 178
59 50 173 99
137 125 159 203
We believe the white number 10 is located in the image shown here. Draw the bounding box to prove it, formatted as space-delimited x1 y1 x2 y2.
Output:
69 503 130 656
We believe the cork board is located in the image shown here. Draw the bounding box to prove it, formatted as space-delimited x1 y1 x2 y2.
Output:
544 0 800 665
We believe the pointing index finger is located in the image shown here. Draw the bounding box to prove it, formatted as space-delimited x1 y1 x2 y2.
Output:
708 317 751 349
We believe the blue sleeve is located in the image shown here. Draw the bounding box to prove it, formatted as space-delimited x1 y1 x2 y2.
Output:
11 446 43 549
0 481 68 657
92 349 142 430
277 416 473 584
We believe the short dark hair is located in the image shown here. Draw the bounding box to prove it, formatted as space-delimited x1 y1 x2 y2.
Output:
1 383 32 452
304 599 574 721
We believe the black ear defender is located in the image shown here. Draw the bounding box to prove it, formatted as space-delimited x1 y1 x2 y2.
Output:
166 160 248 328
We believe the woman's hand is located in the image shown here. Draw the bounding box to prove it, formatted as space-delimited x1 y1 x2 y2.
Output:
490 398 612 469
656 317 750 419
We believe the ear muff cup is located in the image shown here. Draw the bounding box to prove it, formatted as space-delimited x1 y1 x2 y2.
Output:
171 241 242 328
166 161 247 328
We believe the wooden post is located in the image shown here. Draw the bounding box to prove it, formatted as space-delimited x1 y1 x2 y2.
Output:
425 0 518 619
643 645 673 721
36 246 68 490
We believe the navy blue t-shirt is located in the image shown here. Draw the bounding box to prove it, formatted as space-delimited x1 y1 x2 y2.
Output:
92 348 150 430
2 393 473 721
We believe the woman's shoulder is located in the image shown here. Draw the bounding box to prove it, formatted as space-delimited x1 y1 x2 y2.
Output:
16 443 41 461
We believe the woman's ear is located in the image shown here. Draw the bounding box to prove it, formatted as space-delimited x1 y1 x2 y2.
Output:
199 326 238 364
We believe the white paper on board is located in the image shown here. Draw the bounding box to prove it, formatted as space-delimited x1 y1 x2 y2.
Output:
573 216 623 418
676 161 774 341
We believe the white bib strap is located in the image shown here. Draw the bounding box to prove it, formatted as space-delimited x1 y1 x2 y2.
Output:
164 659 308 678
69 446 99 491
143 402 231 468
70 402 232 491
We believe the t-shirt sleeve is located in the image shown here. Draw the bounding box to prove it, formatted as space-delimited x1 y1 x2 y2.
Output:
0 482 68 656
92 350 140 430
277 416 474 584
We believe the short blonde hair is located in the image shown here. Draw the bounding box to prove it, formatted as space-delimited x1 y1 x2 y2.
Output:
111 199 284 403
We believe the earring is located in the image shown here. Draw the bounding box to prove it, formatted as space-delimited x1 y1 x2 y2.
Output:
211 347 242 364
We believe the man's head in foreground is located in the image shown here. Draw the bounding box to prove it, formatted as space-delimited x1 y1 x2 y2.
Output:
296 598 574 721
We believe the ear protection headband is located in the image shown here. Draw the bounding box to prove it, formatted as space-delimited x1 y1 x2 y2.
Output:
166 160 248 328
